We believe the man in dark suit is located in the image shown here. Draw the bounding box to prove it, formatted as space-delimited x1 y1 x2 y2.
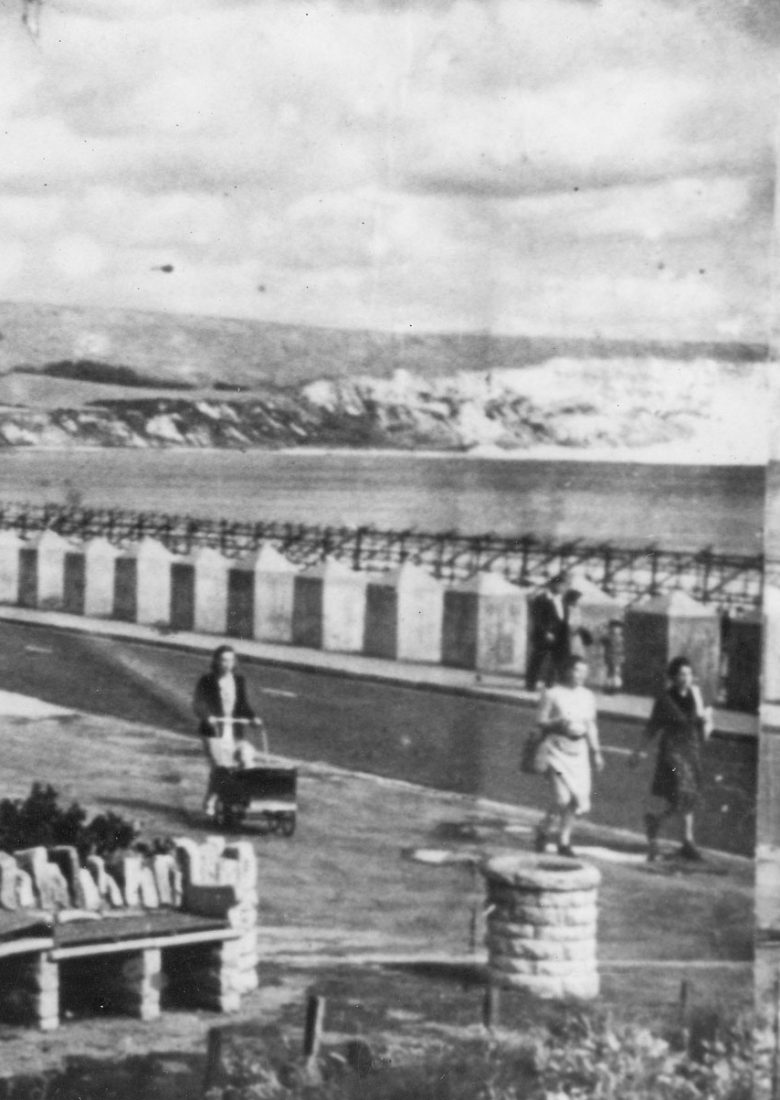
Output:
193 644 262 818
526 573 569 689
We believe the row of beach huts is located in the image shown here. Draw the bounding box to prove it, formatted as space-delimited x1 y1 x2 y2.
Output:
0 528 761 712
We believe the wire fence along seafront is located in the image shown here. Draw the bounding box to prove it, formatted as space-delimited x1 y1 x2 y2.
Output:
0 501 763 610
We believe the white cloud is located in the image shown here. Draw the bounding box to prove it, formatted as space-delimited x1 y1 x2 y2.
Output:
0 0 774 339
51 234 105 279
499 175 756 243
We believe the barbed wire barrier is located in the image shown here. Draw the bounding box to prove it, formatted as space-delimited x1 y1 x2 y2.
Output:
0 501 761 611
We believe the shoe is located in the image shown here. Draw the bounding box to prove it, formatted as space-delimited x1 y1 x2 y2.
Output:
678 842 703 862
644 813 660 863
557 844 576 858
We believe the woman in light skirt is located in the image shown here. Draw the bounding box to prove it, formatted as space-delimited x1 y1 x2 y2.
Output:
534 655 604 857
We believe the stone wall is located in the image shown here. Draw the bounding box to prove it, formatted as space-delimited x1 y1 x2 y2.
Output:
0 836 259 1030
482 853 600 1000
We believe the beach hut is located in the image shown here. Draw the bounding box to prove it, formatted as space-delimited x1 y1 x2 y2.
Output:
227 544 298 643
292 558 368 653
112 538 173 626
64 536 119 616
192 546 231 635
83 538 121 617
364 561 444 663
566 572 626 689
0 529 22 605
623 591 721 701
18 529 70 609
442 571 528 675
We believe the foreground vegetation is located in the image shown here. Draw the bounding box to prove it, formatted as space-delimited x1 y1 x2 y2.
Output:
0 1008 752 1100
202 1008 754 1100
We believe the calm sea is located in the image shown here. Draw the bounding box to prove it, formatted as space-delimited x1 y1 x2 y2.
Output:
0 449 765 555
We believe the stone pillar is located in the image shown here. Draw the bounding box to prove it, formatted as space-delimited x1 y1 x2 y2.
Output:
364 562 444 663
21 954 59 1030
0 529 22 604
442 572 528 674
193 547 230 635
0 952 59 1030
483 854 600 1000
623 591 721 701
114 948 162 1021
171 836 259 1009
83 538 120 617
229 544 297 644
293 559 368 653
165 939 243 1013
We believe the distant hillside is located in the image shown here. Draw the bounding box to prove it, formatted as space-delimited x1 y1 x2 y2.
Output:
14 359 195 390
0 300 767 392
0 357 765 462
0 300 767 460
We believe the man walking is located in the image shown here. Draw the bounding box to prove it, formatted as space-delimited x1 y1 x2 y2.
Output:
526 573 569 690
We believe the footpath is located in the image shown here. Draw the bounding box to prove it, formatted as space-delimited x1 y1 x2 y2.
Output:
0 605 757 738
0 686 755 1079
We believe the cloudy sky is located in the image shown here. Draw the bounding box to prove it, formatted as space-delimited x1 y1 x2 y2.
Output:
0 0 777 340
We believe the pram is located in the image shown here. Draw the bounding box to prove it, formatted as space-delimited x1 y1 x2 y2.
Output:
205 718 298 836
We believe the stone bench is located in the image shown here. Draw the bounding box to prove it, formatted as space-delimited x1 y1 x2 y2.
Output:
0 836 258 1030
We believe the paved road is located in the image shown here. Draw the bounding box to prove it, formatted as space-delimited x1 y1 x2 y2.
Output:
0 621 756 855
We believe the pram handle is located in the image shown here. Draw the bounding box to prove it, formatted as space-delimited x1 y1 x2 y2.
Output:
207 717 258 724
207 716 269 755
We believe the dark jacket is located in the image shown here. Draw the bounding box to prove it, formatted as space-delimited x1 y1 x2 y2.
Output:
193 672 256 738
531 591 567 652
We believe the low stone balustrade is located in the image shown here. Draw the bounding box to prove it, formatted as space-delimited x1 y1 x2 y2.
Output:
0 836 259 1030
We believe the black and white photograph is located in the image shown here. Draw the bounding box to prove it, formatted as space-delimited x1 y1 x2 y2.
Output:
0 1 775 1097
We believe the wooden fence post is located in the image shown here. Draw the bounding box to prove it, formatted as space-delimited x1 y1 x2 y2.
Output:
482 983 500 1031
202 1026 225 1096
772 968 780 1100
303 994 326 1062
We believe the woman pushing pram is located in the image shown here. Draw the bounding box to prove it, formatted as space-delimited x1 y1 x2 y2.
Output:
194 644 263 818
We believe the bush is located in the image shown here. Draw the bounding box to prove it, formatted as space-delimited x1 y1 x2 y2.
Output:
202 1010 754 1100
0 783 139 862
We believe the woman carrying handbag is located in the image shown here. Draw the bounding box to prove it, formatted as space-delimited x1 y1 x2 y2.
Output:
532 655 604 857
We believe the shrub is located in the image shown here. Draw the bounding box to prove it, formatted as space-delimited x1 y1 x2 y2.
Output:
202 1010 754 1100
0 783 139 861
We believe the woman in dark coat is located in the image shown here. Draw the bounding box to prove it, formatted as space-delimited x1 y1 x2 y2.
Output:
629 656 713 862
193 645 261 818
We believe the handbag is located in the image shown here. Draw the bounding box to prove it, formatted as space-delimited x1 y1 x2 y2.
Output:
520 728 547 775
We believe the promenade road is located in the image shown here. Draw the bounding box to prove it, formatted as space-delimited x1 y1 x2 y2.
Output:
0 612 756 856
